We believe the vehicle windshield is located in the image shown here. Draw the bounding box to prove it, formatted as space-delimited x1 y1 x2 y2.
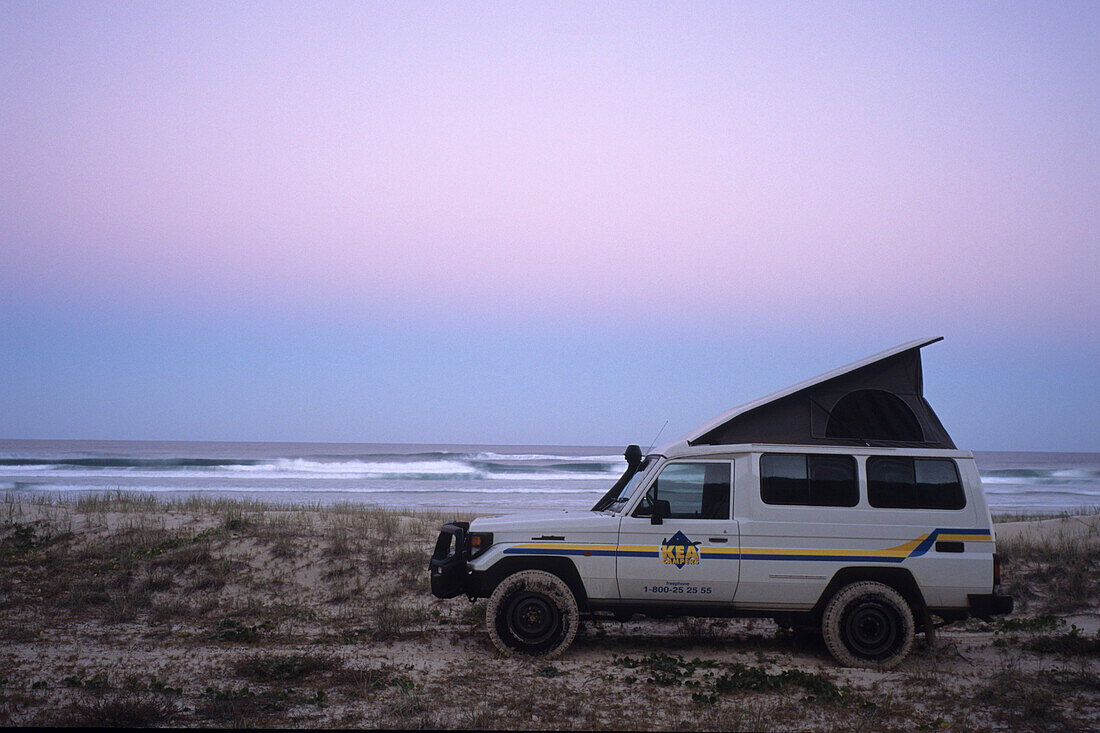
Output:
604 457 657 514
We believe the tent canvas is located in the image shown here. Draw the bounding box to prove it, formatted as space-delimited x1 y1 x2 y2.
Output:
684 337 956 449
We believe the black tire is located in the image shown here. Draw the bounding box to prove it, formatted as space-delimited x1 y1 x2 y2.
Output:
822 581 914 669
486 570 579 658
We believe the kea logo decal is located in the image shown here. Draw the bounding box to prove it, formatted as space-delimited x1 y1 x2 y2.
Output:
661 531 700 568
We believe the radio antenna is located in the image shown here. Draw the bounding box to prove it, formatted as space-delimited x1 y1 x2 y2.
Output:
645 419 669 454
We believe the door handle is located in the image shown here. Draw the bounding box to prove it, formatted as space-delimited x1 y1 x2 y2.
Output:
709 537 728 543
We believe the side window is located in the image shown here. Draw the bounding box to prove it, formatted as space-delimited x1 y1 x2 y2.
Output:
638 462 731 520
867 457 965 510
760 454 858 507
865 456 914 508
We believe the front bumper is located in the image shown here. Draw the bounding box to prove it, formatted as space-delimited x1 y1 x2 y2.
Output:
429 522 469 599
968 593 1014 620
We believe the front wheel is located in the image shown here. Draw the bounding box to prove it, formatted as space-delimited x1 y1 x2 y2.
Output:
822 581 914 668
486 570 579 658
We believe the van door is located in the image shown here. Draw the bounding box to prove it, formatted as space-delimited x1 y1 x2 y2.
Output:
616 461 740 602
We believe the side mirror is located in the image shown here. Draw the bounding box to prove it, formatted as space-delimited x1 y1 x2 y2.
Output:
650 499 671 525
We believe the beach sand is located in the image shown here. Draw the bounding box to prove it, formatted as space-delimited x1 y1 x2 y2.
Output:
1 496 1097 729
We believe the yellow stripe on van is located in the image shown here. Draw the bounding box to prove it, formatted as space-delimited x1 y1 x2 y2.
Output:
738 534 927 559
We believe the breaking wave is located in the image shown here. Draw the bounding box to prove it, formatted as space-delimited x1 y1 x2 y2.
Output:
0 453 625 483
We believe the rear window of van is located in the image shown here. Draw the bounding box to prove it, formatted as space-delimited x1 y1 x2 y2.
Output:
867 457 965 510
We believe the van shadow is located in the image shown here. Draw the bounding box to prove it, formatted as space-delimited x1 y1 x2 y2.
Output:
575 617 830 662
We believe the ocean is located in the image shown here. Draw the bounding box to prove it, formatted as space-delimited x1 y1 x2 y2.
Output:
1 440 1097 516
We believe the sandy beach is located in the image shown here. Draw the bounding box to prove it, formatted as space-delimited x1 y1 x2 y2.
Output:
1 495 1097 729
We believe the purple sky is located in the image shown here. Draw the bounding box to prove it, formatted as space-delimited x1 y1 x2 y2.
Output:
1 2 1097 449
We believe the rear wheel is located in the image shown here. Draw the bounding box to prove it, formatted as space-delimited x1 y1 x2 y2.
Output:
486 570 579 658
822 581 914 668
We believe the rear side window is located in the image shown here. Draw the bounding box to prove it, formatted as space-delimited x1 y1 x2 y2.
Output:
867 457 965 510
760 454 858 507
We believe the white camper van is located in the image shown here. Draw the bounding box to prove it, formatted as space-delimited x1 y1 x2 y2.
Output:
430 338 1012 668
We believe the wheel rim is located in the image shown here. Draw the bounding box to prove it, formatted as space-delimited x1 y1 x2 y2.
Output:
842 598 900 659
506 592 560 645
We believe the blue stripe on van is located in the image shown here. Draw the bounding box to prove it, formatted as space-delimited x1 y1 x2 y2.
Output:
739 553 907 563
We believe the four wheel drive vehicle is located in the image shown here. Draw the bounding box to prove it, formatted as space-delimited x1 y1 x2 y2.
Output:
429 337 1013 668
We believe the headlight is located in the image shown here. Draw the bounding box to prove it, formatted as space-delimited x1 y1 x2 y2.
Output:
468 532 493 558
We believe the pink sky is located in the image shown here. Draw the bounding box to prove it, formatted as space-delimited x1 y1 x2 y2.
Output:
1 2 1097 446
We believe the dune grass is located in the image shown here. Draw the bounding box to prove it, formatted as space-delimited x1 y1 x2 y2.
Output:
996 515 1100 614
2 493 1098 729
991 505 1100 523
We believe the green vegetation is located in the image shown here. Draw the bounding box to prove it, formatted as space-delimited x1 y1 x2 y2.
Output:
233 653 341 681
990 614 1065 633
612 653 858 707
49 693 180 727
210 619 276 643
1 521 55 557
1022 627 1100 657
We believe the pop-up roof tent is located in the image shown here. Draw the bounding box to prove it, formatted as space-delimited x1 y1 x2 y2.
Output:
678 337 955 449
